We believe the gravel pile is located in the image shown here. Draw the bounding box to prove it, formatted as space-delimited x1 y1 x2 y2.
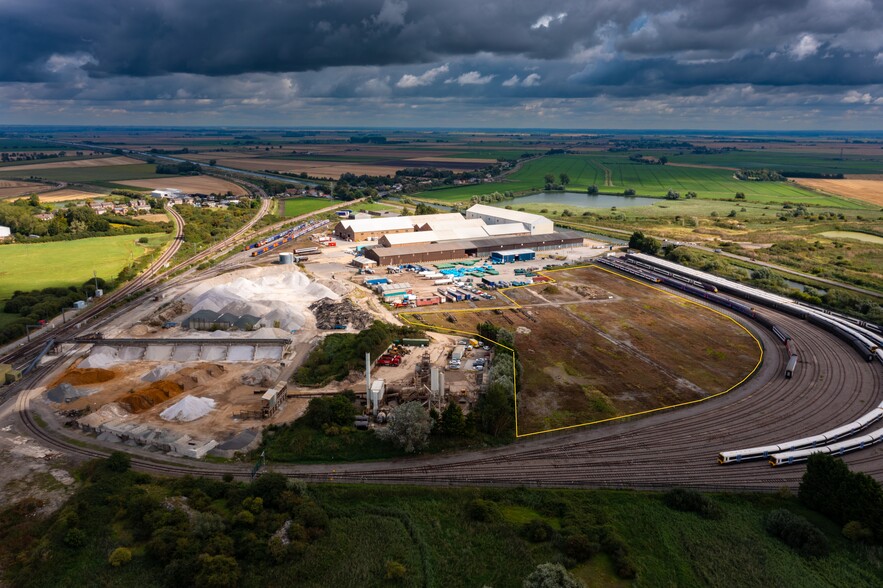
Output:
309 298 374 330
184 267 338 332
159 395 216 422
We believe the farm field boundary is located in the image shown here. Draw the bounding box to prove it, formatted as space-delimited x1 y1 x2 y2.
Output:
399 263 763 438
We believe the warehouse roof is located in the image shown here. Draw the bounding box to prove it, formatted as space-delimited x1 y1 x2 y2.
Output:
466 203 551 225
336 216 414 233
482 222 529 236
417 217 486 231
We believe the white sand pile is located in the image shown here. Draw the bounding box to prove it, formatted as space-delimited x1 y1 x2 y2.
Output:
79 346 121 369
143 365 179 382
183 267 338 332
160 395 216 422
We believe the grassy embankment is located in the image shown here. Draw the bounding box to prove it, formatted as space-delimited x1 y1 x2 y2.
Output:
1 462 880 588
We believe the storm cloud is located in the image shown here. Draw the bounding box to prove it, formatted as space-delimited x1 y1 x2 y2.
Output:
1 0 882 128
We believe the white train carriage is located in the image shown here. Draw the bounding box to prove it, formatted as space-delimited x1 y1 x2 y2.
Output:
769 426 883 466
718 401 883 464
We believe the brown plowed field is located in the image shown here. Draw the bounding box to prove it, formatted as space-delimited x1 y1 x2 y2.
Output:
795 177 883 207
410 265 760 436
120 176 248 196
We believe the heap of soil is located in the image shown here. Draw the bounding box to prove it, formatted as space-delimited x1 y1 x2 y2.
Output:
118 380 183 413
53 368 116 387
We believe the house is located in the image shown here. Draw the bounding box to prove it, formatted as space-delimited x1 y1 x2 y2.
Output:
34 213 55 221
0 225 11 239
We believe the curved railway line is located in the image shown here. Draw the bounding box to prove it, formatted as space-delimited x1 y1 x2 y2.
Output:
15 301 883 490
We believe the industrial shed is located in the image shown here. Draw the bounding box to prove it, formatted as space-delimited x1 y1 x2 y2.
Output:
465 204 554 235
333 217 414 241
491 249 536 263
366 242 471 265
471 231 585 255
365 231 584 265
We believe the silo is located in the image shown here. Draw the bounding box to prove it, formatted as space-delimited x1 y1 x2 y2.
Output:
279 252 294 265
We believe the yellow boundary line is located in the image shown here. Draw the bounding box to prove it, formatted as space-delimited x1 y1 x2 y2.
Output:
399 263 763 438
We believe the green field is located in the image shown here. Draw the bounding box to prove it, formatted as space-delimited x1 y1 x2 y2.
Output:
668 151 883 175
282 197 335 217
0 233 169 301
0 138 68 151
0 163 161 183
418 154 858 206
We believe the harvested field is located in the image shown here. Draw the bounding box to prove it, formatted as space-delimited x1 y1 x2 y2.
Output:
0 156 140 172
408 265 760 436
119 176 248 196
137 213 172 223
794 178 883 207
0 180 51 199
34 189 108 202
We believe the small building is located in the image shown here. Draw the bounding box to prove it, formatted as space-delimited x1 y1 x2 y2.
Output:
352 256 378 269
152 188 186 200
491 248 536 263
333 216 414 241
0 225 10 239
215 313 240 330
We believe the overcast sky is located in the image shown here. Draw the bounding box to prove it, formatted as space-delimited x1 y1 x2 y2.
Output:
2 0 883 129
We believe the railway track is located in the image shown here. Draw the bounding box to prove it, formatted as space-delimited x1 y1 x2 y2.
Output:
14 302 882 490
0 203 186 369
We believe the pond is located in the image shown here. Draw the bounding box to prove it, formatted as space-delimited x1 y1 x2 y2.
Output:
818 231 883 245
510 192 661 209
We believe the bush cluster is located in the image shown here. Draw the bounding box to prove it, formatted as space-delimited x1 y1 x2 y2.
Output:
662 488 723 520
764 509 829 557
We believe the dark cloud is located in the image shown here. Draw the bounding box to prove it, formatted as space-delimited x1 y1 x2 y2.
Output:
1 0 882 127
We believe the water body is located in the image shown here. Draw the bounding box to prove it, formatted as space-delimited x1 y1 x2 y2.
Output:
819 231 883 245
510 192 660 209
783 279 827 295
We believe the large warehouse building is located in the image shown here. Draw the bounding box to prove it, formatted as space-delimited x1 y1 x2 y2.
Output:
464 204 554 235
364 231 585 265
333 212 465 241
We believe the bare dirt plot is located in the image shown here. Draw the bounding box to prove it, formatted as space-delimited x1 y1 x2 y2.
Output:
119 176 248 196
794 178 883 207
0 156 141 172
410 265 760 436
0 180 49 199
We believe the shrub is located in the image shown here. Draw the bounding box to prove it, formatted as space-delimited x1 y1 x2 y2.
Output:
108 547 133 567
662 488 723 519
105 451 131 473
765 509 829 557
385 560 407 581
64 528 87 548
466 499 500 523
842 521 873 543
522 519 554 543
561 533 600 562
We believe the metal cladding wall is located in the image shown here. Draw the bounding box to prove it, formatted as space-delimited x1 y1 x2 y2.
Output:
364 231 583 265
366 244 469 265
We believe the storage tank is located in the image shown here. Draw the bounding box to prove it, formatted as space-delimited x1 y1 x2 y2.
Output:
279 252 294 265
